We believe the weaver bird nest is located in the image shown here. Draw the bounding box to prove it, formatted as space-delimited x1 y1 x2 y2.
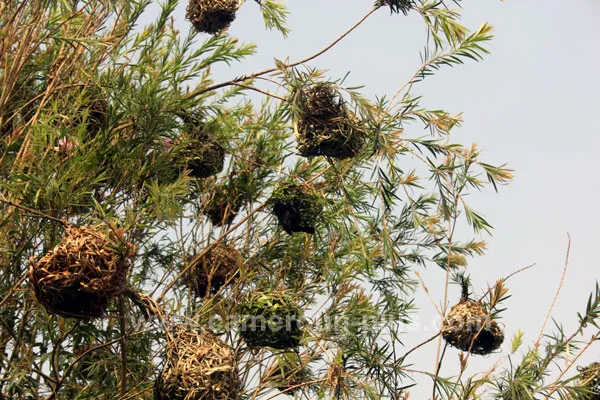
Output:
154 328 240 400
29 225 134 319
179 125 225 179
186 0 239 34
238 291 304 350
269 183 323 235
441 300 504 355
294 84 366 160
186 242 242 298
202 182 244 226
263 353 313 395
578 362 600 400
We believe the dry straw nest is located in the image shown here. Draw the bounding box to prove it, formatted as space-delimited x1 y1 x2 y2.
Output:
186 0 239 34
202 183 244 226
179 125 225 179
269 183 324 235
238 291 304 350
441 300 504 355
29 225 135 319
578 362 600 400
186 242 242 298
154 327 240 400
295 84 366 160
263 353 313 395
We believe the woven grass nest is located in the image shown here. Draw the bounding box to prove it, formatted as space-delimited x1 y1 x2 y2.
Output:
295 84 366 160
186 0 239 34
29 225 135 319
238 291 304 350
202 183 244 226
441 300 504 355
187 242 242 298
154 328 240 400
578 362 600 400
263 353 313 395
180 125 225 179
269 183 323 235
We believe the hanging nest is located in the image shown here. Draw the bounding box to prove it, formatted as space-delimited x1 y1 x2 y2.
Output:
578 362 600 400
29 225 135 319
294 84 366 160
202 182 245 226
186 242 243 298
186 0 239 34
263 353 313 395
179 125 225 179
238 291 304 350
269 183 323 235
441 300 504 355
81 96 109 137
436 252 468 269
154 327 240 400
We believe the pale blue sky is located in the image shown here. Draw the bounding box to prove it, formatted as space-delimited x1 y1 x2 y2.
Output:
152 0 600 396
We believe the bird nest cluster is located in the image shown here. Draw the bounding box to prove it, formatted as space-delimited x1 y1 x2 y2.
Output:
186 242 242 298
238 291 304 350
29 225 135 319
269 183 323 235
155 328 240 400
186 0 239 34
294 84 366 160
178 125 225 179
202 182 245 226
441 300 504 355
578 362 600 399
263 353 312 395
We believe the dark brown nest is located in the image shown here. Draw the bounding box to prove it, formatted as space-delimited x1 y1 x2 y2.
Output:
186 0 238 34
154 328 240 400
186 242 242 298
29 225 135 319
441 300 504 355
82 97 109 137
202 183 244 226
578 362 600 400
182 126 225 179
295 84 366 160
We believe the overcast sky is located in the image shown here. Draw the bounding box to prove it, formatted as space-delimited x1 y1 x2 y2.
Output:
152 0 600 397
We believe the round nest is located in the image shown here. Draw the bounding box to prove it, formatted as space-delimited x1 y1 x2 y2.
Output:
181 125 225 179
186 242 242 298
202 183 244 226
154 328 240 400
269 183 323 235
578 362 600 400
29 225 135 319
263 353 312 395
295 84 366 160
238 291 304 350
441 300 504 355
186 0 239 34
82 97 109 137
